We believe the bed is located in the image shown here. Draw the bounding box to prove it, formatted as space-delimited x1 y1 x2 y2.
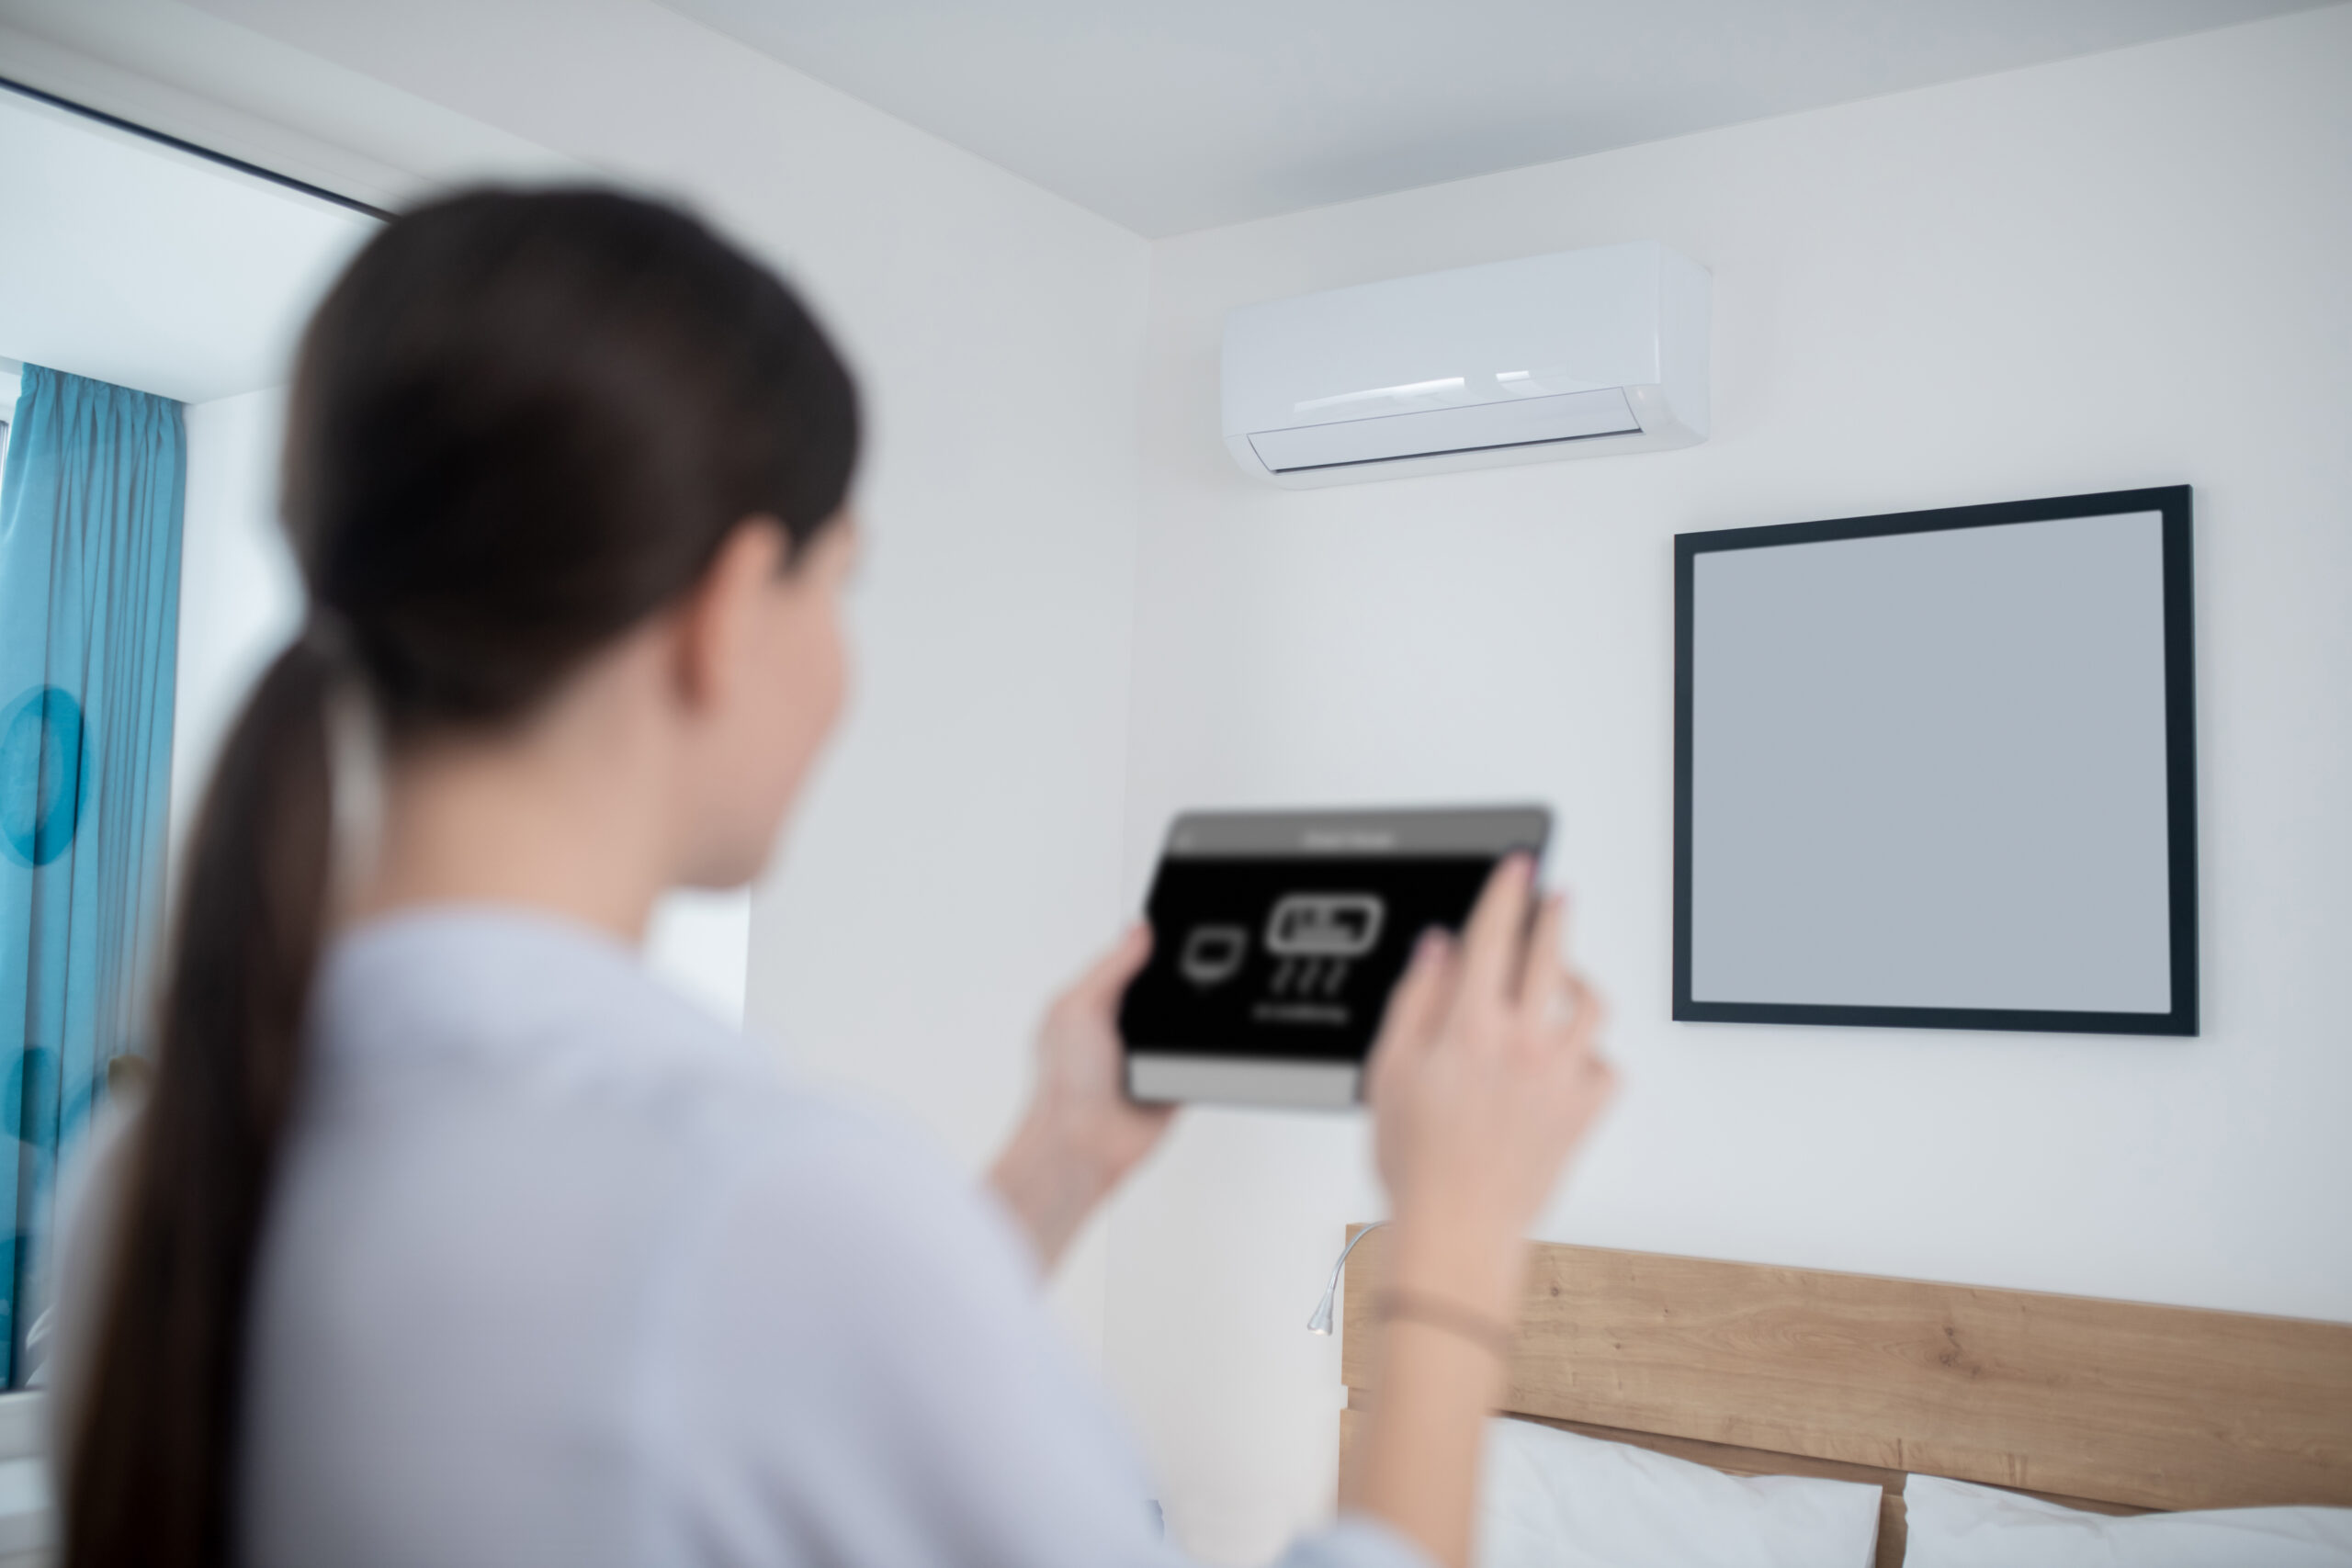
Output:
1335 1227 2352 1566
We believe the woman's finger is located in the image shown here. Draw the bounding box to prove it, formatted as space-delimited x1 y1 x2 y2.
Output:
1063 923 1153 1015
1453 854 1536 1015
1369 930 1454 1077
1515 892 1568 1019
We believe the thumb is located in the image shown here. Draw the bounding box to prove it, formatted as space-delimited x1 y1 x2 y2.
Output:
1067 922 1154 1014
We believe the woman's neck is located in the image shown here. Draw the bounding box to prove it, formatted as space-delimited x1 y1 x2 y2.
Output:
350 660 685 945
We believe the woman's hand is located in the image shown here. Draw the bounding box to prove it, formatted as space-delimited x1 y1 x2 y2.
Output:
1365 854 1615 1315
988 926 1175 1272
1348 856 1615 1568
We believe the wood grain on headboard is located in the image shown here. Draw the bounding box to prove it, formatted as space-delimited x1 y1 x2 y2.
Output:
1338 1228 2352 1565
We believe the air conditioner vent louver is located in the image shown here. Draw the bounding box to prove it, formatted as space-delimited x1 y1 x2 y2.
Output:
1249 388 1640 473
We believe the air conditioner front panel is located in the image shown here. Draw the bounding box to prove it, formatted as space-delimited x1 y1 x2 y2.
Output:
1246 387 1639 474
1221 244 1666 438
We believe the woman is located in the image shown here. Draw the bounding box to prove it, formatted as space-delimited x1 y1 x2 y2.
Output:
53 189 1614 1568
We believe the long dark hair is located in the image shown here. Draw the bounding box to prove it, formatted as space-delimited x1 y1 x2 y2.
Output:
64 188 859 1567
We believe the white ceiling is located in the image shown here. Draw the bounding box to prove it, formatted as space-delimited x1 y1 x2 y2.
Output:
0 86 377 404
662 0 2335 236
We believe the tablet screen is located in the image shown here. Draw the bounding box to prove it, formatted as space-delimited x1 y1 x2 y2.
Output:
1120 807 1548 1107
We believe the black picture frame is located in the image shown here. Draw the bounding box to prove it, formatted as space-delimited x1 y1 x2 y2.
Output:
1672 486 2198 1037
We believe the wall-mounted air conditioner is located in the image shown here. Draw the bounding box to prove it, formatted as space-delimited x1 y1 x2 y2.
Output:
1221 240 1710 488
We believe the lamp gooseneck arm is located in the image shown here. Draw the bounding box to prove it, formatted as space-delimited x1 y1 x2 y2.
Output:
1306 1220 1389 1335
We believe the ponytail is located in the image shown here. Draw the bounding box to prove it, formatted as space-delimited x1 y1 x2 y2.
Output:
59 187 857 1566
66 639 338 1567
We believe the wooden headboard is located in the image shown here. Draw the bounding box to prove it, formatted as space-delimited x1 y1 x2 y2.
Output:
1337 1227 2352 1568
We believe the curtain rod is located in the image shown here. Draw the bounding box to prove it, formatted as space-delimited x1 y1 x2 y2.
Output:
0 72 392 222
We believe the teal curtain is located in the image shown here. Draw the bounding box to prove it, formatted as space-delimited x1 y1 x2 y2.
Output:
0 366 184 1385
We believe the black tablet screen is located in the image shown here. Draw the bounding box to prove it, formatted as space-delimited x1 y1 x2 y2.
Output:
1120 855 1499 1064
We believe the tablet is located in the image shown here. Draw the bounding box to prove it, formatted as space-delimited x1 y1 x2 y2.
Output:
1119 806 1551 1108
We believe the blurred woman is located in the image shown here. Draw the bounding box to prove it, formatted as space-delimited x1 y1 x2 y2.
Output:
52 188 1613 1568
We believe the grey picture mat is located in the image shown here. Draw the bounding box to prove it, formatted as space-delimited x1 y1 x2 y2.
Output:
1689 510 2174 1013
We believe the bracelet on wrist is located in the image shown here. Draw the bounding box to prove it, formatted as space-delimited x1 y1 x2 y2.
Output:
1374 1288 1517 1362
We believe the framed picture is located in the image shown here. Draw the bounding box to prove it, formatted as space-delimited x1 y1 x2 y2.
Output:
1673 487 2197 1036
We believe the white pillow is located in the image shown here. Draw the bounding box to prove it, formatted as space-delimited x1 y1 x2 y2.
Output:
1904 1473 2352 1567
1474 1416 1882 1568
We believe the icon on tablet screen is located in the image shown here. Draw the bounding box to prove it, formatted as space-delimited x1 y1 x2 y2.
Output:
1264 894 1385 959
1179 924 1250 987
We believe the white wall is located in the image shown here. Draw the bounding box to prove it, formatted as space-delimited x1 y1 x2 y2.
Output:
0 0 584 212
0 87 376 405
172 387 300 867
1103 7 2352 1559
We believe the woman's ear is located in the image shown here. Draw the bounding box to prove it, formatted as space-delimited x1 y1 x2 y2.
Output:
672 517 790 716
